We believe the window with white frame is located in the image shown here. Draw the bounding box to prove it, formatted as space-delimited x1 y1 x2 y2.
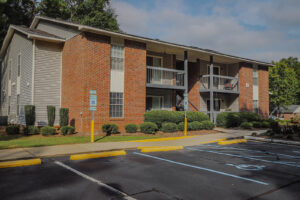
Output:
8 96 10 115
111 44 124 70
17 54 21 77
109 92 123 118
16 94 20 116
147 56 162 67
253 65 259 113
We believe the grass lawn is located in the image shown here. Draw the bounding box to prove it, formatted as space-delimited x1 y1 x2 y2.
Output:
0 135 161 149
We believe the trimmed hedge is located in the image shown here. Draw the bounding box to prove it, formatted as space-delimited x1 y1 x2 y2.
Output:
240 122 253 129
177 122 192 131
252 121 262 128
201 120 215 130
261 121 270 128
41 126 56 136
47 106 55 127
6 125 20 135
61 126 75 135
23 126 39 135
102 124 119 135
144 110 209 128
161 122 177 133
125 124 138 133
140 122 157 134
216 112 261 128
59 108 69 126
25 105 35 126
190 121 203 130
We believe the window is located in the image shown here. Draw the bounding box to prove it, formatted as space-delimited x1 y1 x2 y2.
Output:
146 96 163 111
253 100 259 114
16 95 20 115
9 60 11 80
17 54 21 77
147 56 162 67
111 44 124 70
109 92 123 118
8 96 10 115
253 65 259 113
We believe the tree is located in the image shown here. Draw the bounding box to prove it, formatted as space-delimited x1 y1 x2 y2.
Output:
269 61 298 114
36 0 70 20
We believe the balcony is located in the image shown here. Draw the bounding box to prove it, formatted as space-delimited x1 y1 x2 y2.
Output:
146 66 185 90
199 75 240 94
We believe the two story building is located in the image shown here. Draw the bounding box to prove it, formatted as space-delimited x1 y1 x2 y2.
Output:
0 16 272 132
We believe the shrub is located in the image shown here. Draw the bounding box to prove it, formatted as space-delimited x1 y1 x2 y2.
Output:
270 121 281 133
102 124 119 135
140 122 158 134
60 126 75 135
201 120 215 130
186 111 209 122
59 108 69 126
227 112 242 127
240 122 253 129
125 124 138 133
261 121 270 128
190 121 203 130
239 112 261 122
144 110 172 128
41 126 56 136
252 121 262 128
23 126 39 135
216 112 231 127
24 105 35 126
161 122 177 133
6 125 20 135
47 106 55 127
177 122 192 131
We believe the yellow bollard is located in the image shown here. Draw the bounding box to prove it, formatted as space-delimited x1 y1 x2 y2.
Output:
91 120 94 142
184 117 187 136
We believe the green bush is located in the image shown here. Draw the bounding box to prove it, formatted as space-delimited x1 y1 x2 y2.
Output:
144 110 172 128
261 121 270 128
161 122 177 133
59 108 69 126
227 113 242 127
23 126 39 135
6 125 20 135
177 122 192 131
102 124 119 135
24 105 35 126
140 122 158 134
239 112 261 122
41 126 56 136
240 122 253 129
252 121 262 128
190 121 203 130
47 106 55 127
60 126 75 135
201 120 215 130
170 111 185 124
186 111 209 122
216 112 231 127
125 124 138 133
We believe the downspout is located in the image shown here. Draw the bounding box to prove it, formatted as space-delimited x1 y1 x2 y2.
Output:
209 55 214 122
31 39 35 105
184 51 188 110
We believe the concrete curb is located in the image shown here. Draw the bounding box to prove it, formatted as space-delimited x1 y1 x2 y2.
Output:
244 136 300 146
0 158 41 168
70 150 127 160
139 146 183 153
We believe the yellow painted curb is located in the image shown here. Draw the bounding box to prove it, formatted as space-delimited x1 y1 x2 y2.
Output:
218 139 247 145
130 136 194 143
70 150 126 160
137 146 166 149
199 138 227 144
0 159 41 169
140 146 183 153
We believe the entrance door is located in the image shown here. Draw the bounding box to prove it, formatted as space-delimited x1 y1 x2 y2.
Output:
146 96 163 111
207 99 221 111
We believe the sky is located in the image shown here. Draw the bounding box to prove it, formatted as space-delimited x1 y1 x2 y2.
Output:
111 0 300 62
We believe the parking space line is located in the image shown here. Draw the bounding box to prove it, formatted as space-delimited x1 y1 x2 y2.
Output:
133 152 268 185
202 144 300 159
54 161 136 200
187 147 300 168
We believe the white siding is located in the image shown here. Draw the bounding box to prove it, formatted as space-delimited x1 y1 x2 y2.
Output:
36 20 80 40
34 41 62 125
0 32 33 124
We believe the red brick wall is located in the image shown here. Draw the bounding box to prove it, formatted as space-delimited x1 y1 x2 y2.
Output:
239 63 253 111
258 65 269 118
188 60 200 111
62 33 146 133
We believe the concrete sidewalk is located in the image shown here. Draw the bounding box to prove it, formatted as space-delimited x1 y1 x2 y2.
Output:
0 129 264 161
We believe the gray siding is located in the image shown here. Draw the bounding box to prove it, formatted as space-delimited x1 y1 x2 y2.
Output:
36 20 80 40
34 41 62 125
0 32 33 124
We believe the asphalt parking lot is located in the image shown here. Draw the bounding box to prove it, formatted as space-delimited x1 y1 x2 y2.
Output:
1 141 300 200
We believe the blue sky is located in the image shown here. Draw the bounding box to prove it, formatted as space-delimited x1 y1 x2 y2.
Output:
111 0 300 62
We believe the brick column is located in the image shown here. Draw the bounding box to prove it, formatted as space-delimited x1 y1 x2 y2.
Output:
239 62 253 112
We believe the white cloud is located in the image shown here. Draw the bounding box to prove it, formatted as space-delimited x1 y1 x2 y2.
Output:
111 0 300 62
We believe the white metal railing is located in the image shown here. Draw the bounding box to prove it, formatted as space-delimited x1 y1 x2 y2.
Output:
200 75 239 92
146 66 185 87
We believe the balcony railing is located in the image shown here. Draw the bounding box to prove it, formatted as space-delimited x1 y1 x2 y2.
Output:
146 66 185 90
199 75 240 93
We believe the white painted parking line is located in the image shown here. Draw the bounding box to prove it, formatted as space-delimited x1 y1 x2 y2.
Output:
54 161 136 200
202 144 300 159
133 152 268 185
187 147 300 168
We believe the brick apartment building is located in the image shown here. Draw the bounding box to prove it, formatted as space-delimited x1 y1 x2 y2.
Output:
0 16 272 132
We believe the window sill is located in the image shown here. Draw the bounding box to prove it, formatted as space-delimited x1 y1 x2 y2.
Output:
109 118 125 121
